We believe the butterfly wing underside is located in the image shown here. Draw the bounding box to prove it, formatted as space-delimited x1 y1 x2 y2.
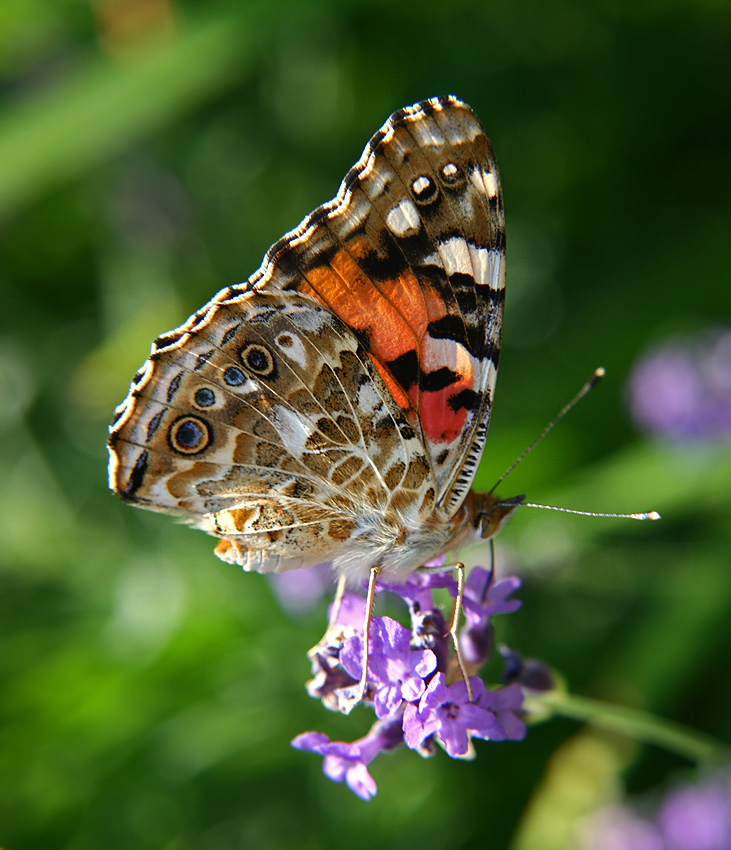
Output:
108 96 505 573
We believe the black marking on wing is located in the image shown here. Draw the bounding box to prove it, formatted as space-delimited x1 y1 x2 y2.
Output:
121 449 149 500
386 350 419 391
419 367 460 392
448 388 480 412
166 371 183 403
194 349 215 371
398 421 417 440
146 409 165 441
427 315 472 354
221 324 242 346
354 240 410 282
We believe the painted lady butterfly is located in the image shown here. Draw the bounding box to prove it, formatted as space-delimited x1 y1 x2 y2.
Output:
108 96 521 592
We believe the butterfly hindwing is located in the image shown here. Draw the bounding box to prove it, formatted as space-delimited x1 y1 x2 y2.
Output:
108 291 435 572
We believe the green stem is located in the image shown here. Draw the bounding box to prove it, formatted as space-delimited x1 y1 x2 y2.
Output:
525 690 727 765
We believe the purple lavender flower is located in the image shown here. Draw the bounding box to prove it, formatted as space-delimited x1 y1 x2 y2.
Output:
305 592 367 708
296 565 528 798
328 590 367 629
460 569 522 666
379 565 455 670
292 717 404 800
340 616 437 719
403 673 523 758
499 645 557 693
627 328 731 441
379 561 456 612
477 682 526 741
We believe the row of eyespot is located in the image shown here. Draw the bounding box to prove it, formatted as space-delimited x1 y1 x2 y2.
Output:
166 342 278 454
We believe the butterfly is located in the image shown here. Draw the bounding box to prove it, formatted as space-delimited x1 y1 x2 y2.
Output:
108 95 521 594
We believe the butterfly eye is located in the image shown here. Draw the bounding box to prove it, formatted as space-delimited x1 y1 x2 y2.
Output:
411 174 439 205
240 343 276 378
440 161 466 186
194 387 216 408
168 416 211 454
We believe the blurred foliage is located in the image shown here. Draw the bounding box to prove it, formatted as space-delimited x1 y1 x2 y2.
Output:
1 0 730 847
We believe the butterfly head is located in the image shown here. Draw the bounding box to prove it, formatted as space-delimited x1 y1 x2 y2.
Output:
470 491 524 541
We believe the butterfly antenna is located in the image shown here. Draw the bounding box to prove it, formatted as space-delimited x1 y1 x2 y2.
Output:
520 503 661 521
489 367 606 496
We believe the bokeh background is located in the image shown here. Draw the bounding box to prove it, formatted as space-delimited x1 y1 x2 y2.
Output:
1 1 730 848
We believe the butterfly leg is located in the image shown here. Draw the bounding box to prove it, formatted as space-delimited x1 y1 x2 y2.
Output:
327 575 347 629
418 560 473 703
352 564 380 708
328 564 380 715
447 562 473 704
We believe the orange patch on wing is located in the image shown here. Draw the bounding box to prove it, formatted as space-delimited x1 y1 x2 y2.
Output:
298 241 475 435
300 241 448 365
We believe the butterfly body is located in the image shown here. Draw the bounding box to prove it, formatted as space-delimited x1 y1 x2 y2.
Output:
108 96 518 585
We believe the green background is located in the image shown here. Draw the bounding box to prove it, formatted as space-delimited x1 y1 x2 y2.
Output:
1 1 730 847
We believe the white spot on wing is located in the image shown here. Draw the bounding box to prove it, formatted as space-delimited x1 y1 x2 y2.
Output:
240 378 259 395
270 405 314 454
357 381 382 415
363 162 392 200
385 198 420 236
412 175 431 195
423 236 504 289
470 166 498 198
437 236 470 278
421 337 476 379
276 332 307 368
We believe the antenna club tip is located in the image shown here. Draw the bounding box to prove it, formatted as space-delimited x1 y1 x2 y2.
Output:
594 367 606 379
647 510 662 521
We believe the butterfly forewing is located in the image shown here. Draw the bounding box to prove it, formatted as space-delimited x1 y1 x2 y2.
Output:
242 96 505 512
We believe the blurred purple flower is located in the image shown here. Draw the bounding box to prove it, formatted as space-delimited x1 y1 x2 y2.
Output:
499 645 557 693
268 563 334 614
627 328 731 440
328 590 367 629
659 775 731 850
581 806 665 850
579 770 731 850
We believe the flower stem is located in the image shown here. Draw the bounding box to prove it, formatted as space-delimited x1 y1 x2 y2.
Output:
525 690 728 765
